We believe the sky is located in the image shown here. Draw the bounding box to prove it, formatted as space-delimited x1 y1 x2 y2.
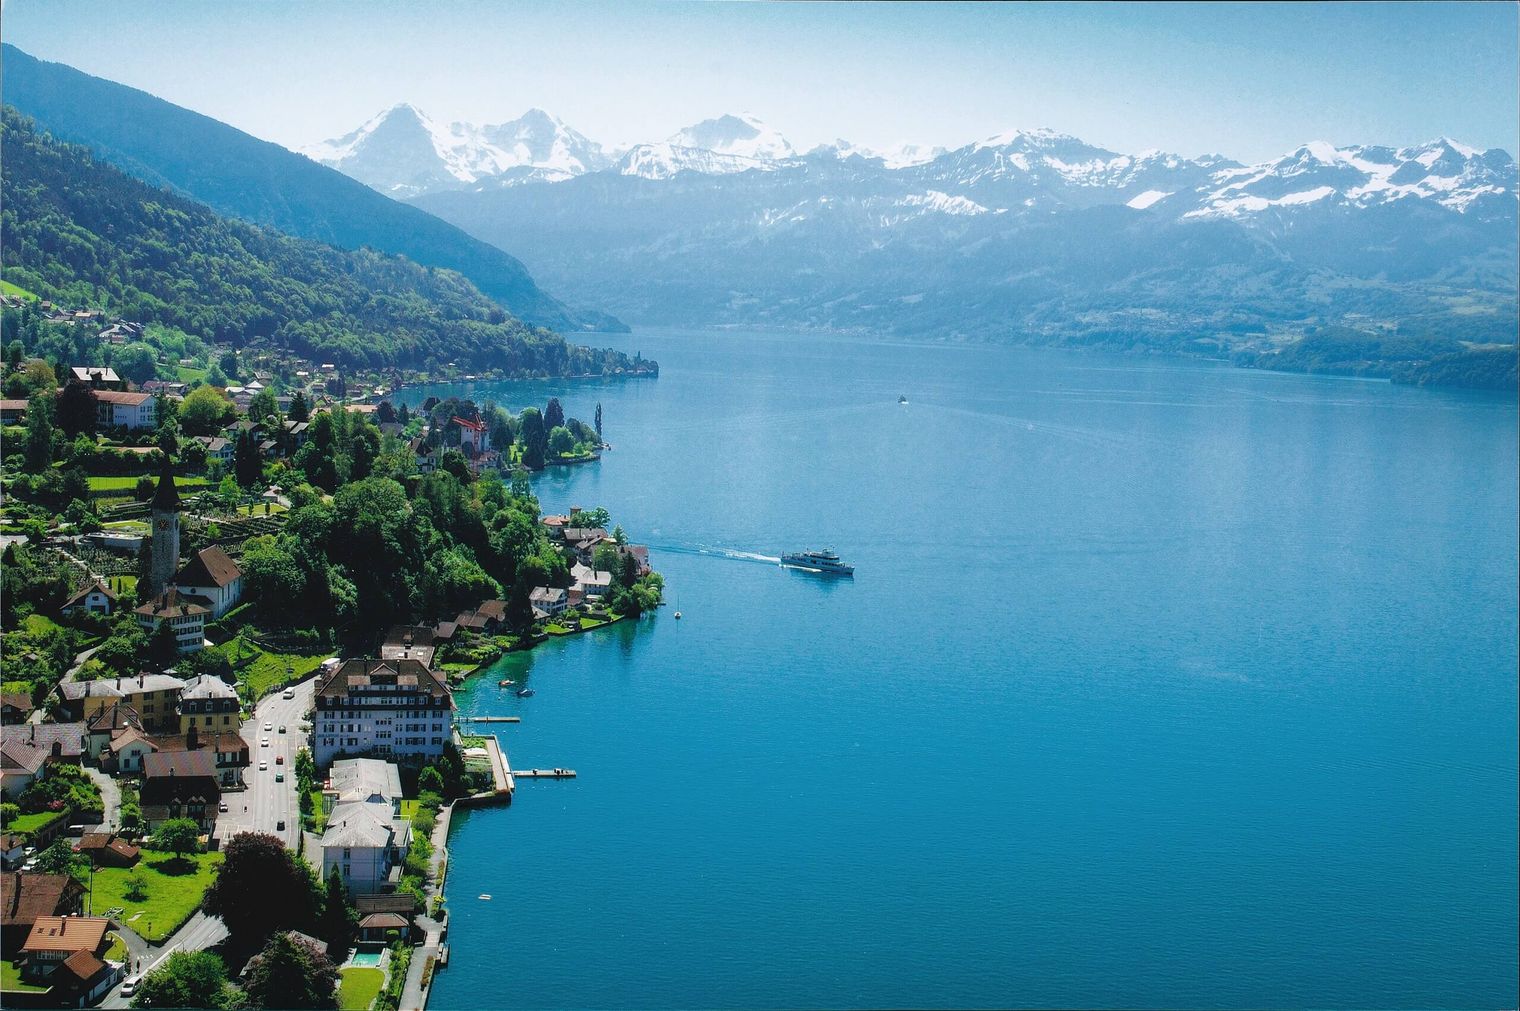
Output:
2 0 1517 162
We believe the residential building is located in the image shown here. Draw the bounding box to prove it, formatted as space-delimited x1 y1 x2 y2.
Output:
56 679 125 725
94 390 157 429
19 915 117 999
0 398 28 423
101 727 158 775
84 703 143 760
563 528 609 564
312 659 454 767
82 674 185 733
176 674 242 734
195 435 233 465
529 586 568 617
134 589 209 654
571 563 613 598
0 835 24 870
0 693 34 723
0 875 86 953
172 546 243 619
68 366 123 390
0 724 87 798
319 758 411 895
139 751 221 832
58 581 116 617
380 626 438 668
151 729 248 788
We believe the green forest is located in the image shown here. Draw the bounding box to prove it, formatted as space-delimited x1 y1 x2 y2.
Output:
0 108 649 376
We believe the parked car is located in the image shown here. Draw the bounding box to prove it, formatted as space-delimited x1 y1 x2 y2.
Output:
218 802 229 813
121 977 140 997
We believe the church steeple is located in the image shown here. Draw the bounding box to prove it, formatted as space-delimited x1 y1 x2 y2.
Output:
146 460 181 598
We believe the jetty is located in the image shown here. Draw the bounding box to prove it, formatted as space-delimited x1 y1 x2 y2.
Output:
514 768 577 779
465 716 521 723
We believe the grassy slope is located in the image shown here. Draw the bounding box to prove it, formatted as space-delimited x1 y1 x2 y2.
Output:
88 851 223 943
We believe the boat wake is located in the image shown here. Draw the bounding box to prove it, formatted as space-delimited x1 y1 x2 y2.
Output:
649 543 782 565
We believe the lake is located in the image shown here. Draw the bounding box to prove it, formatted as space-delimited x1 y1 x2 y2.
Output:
401 331 1518 1009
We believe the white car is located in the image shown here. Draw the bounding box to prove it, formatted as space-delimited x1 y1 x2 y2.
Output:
261 737 270 747
264 722 273 732
282 688 296 700
259 760 268 771
121 977 140 997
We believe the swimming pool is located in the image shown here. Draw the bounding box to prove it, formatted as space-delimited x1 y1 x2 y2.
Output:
350 951 382 968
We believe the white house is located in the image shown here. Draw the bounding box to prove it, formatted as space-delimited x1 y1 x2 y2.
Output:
133 589 209 654
570 563 613 598
59 582 116 617
319 759 412 896
93 390 157 429
529 586 568 616
172 546 243 619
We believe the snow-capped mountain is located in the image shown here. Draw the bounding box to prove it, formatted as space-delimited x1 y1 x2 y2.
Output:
303 104 610 197
615 142 784 181
667 113 795 161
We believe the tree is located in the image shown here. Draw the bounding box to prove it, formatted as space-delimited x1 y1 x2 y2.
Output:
288 390 310 423
518 407 545 470
547 425 575 458
113 342 159 386
319 867 358 957
242 931 339 1010
55 382 97 439
418 767 444 796
153 817 201 861
148 620 180 669
132 951 231 1009
123 870 149 902
180 385 234 436
376 400 397 424
22 389 54 472
234 429 262 488
203 832 321 943
594 402 602 440
248 387 278 423
217 350 240 380
34 839 83 877
544 397 565 432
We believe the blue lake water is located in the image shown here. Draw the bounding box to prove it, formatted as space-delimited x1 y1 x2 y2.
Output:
403 331 1518 1009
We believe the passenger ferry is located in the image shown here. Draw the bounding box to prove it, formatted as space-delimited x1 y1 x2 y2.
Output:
780 549 854 576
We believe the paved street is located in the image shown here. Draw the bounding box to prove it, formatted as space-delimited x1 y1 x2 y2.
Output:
215 675 318 851
84 766 121 832
97 912 229 1008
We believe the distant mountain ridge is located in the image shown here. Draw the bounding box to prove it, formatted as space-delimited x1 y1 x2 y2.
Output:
0 108 647 378
0 45 625 334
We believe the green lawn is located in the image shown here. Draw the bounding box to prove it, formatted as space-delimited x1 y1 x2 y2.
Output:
236 643 331 701
399 799 420 821
20 613 64 636
88 852 223 943
0 279 38 300
103 932 128 963
1 958 49 993
339 966 384 1010
306 788 328 833
87 475 208 492
176 364 208 384
6 810 64 835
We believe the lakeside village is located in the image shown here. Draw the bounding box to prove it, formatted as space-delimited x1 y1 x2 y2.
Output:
0 296 664 1009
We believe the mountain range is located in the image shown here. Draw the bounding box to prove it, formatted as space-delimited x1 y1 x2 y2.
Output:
302 104 1517 384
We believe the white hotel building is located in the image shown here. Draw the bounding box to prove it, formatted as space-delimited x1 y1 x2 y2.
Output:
312 659 455 767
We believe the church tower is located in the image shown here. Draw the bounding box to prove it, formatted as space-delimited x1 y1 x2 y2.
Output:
146 462 181 599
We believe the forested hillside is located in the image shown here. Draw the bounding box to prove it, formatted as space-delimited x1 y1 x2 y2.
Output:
0 109 649 376
1 44 624 334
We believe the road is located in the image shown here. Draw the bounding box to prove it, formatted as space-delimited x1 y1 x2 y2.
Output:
215 676 316 852
97 912 230 1008
84 766 121 832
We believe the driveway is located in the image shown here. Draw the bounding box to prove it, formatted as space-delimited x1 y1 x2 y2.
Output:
85 766 122 832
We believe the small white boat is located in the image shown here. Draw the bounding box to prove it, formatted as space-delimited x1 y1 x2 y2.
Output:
674 611 682 620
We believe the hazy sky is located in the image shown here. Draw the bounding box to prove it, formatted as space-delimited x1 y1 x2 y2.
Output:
4 1 1517 161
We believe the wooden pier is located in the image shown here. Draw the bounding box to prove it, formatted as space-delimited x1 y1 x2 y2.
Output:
515 768 577 779
465 716 521 723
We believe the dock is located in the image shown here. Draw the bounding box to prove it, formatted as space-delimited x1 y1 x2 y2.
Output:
465 716 521 723
514 768 577 779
